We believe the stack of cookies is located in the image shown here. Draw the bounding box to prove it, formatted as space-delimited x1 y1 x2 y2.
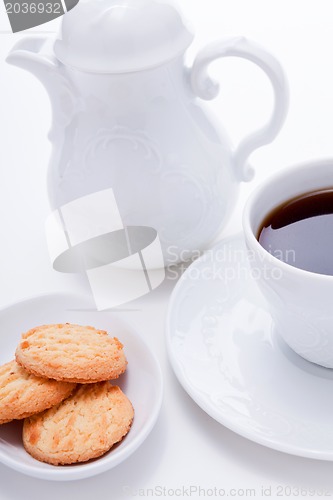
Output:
0 323 134 466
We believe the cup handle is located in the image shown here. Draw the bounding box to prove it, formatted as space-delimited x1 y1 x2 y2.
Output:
191 36 289 182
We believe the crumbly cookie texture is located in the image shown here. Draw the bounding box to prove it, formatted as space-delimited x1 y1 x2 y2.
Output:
23 383 134 465
15 324 127 383
0 360 76 424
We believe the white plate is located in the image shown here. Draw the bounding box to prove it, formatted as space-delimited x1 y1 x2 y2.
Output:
0 293 163 481
166 234 333 461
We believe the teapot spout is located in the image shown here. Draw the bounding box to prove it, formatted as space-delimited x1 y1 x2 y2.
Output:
7 36 76 130
6 36 51 69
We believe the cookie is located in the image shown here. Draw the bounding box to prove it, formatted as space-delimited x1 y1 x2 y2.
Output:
23 383 134 465
15 324 127 383
0 361 76 424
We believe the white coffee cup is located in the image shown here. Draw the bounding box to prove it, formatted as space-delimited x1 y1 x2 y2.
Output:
243 159 333 368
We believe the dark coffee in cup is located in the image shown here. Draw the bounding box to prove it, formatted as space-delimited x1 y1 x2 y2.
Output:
258 189 333 275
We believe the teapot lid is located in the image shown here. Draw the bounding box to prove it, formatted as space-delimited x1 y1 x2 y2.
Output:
54 0 194 73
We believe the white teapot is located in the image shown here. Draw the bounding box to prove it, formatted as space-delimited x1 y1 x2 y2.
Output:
7 0 288 266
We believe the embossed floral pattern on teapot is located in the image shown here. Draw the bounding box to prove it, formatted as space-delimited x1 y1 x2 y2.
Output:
7 0 289 266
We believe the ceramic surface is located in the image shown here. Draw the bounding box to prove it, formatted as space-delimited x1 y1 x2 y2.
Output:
243 159 333 368
167 234 333 460
54 0 194 73
6 0 289 265
0 293 163 481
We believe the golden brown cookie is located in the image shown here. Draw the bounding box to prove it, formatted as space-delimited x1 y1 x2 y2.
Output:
15 324 127 383
0 361 76 424
23 383 134 465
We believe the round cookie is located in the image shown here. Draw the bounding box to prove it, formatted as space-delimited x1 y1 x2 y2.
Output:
0 361 76 424
15 324 127 383
23 383 134 465
0 419 11 425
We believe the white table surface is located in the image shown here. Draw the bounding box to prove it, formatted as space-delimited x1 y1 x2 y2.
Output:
1 1 333 498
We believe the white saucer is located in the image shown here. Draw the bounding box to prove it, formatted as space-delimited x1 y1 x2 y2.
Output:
166 234 333 461
0 293 163 481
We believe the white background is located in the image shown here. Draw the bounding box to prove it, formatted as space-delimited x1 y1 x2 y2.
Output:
1 1 333 499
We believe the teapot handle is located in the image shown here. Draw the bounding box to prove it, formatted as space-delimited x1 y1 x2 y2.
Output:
191 36 289 182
